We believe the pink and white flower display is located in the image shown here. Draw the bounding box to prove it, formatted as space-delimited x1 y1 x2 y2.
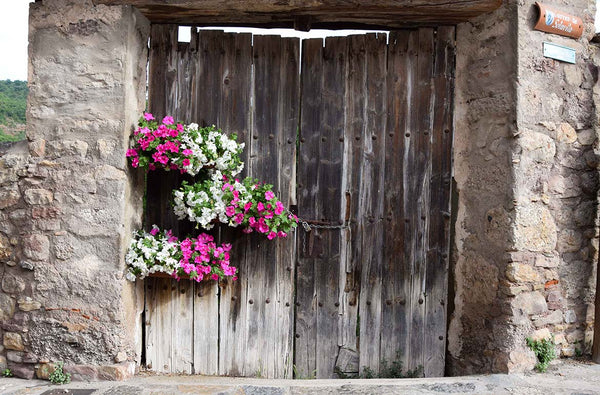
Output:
125 225 237 282
126 113 244 176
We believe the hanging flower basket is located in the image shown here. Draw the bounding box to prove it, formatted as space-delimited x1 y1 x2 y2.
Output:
125 113 298 283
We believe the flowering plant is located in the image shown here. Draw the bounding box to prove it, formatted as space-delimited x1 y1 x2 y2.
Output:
173 171 298 238
125 225 237 282
126 113 244 176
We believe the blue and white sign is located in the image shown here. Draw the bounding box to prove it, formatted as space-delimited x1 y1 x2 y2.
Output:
543 42 576 64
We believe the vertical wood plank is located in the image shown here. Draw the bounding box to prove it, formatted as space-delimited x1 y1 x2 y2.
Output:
424 26 455 377
214 31 253 377
295 38 323 379
408 27 435 373
314 36 346 379
193 30 238 375
338 34 365 375
172 280 194 373
274 37 300 379
194 280 220 374
357 33 387 374
381 30 413 369
145 278 175 373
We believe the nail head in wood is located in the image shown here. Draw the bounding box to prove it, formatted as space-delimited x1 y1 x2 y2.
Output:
249 299 254 304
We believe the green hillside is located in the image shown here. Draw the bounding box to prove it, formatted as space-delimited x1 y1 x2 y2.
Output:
0 80 27 143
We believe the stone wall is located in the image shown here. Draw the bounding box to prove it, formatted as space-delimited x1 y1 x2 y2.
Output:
0 0 148 379
450 0 599 374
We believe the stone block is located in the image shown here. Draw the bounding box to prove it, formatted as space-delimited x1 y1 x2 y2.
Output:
2 274 25 294
0 232 11 262
0 293 15 320
519 131 555 163
557 123 577 143
530 328 551 341
0 355 6 371
514 204 556 253
31 206 60 219
532 310 563 328
22 234 50 261
512 291 548 315
564 309 577 324
8 363 35 379
114 351 128 363
505 263 539 283
507 350 536 373
6 351 23 363
24 188 53 205
47 140 89 158
566 329 584 343
96 139 117 160
577 129 596 146
557 229 583 253
64 364 98 381
97 363 135 381
36 362 57 380
29 139 46 157
17 297 42 312
0 186 21 209
4 332 24 351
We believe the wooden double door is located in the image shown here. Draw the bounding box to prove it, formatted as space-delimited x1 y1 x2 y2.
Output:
144 25 455 379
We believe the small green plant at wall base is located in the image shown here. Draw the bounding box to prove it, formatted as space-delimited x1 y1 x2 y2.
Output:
526 337 556 372
48 362 71 385
2 368 13 377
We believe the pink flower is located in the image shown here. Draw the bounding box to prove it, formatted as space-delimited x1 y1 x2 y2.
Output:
244 202 253 212
275 201 284 215
162 116 174 125
211 274 220 281
223 243 232 252
195 273 204 282
182 159 190 167
149 163 156 171
225 206 236 217
257 202 265 212
264 211 274 219
267 231 277 240
248 217 257 226
131 157 139 168
224 266 236 276
277 231 287 238
242 228 253 234
143 112 155 121
234 213 244 224
265 191 275 201
182 149 193 156
150 226 159 236
126 149 138 157
258 223 270 234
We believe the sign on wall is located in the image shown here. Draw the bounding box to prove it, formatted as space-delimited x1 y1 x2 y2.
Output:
534 2 583 39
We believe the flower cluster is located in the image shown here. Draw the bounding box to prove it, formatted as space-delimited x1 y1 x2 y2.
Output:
126 113 244 176
173 171 298 238
125 225 237 282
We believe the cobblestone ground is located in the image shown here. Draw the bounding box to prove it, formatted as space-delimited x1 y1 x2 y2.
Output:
0 360 598 395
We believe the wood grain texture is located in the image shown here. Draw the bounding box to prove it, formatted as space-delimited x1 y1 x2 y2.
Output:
295 38 323 379
94 0 501 25
424 26 455 377
381 29 412 369
357 33 387 374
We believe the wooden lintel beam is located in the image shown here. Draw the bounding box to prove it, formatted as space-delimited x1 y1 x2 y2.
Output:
92 0 502 26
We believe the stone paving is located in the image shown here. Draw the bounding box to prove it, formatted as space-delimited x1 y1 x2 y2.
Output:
0 360 598 395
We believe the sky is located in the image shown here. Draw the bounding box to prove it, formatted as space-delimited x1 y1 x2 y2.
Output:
0 1 599 81
0 1 32 81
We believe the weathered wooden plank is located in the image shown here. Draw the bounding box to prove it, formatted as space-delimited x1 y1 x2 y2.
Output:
313 36 346 379
357 32 387 374
193 280 219 374
406 28 435 373
274 36 301 379
191 29 228 375
145 278 175 373
380 29 413 370
337 34 365 376
295 38 323 379
172 280 194 373
95 0 502 26
424 26 455 377
213 31 252 377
